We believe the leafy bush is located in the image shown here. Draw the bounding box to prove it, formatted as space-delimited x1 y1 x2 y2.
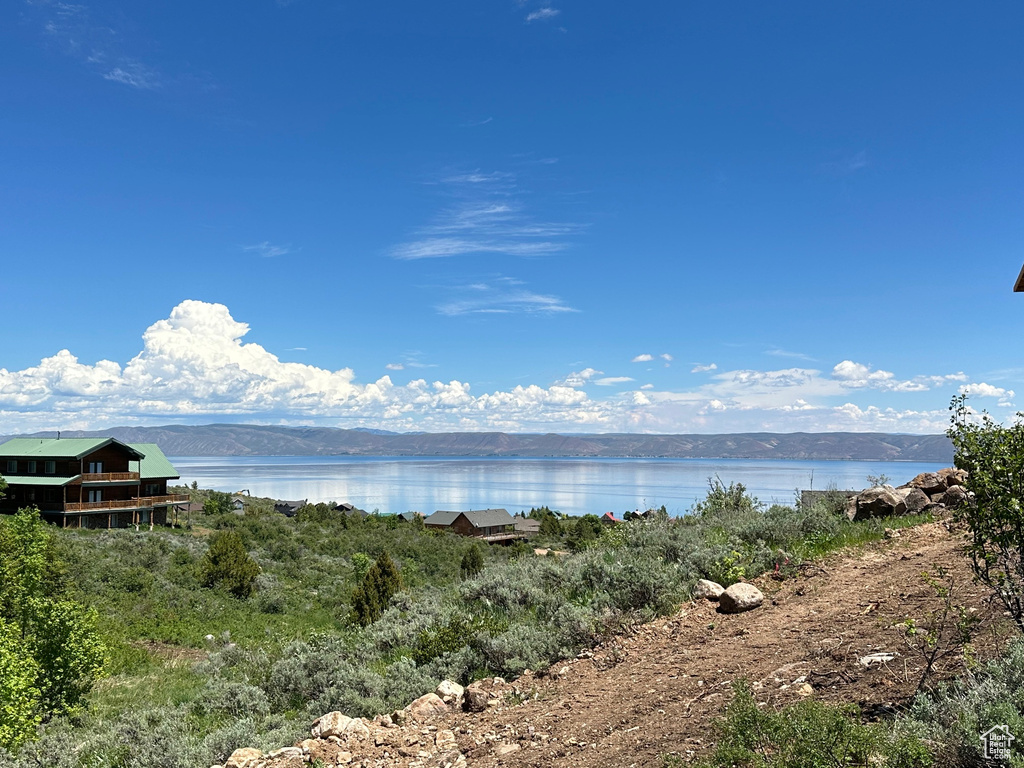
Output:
947 394 1024 632
0 509 105 747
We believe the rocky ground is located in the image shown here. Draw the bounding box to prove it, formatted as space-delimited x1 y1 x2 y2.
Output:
221 522 1008 768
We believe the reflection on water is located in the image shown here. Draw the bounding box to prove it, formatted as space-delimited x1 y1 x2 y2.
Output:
170 456 946 518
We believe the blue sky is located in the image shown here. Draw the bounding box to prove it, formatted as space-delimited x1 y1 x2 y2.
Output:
1 1 1022 434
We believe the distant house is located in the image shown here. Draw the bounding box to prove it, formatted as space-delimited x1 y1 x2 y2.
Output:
338 502 368 518
424 508 517 542
274 499 307 517
514 517 541 537
601 512 622 525
0 437 187 529
230 495 247 513
1015 264 1024 292
397 511 422 522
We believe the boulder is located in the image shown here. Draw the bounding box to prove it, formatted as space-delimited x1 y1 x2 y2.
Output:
407 692 449 721
463 683 493 712
848 485 907 521
938 467 968 488
897 487 931 515
312 711 352 738
939 485 970 508
225 748 262 768
907 472 946 496
718 583 764 614
435 679 465 708
693 579 725 601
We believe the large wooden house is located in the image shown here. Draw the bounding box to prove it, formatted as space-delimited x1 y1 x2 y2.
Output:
424 508 518 542
0 437 188 529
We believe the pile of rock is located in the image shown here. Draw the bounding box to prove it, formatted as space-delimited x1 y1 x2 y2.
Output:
845 467 970 521
213 678 513 768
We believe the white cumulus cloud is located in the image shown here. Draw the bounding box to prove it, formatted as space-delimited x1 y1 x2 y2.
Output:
959 382 1016 399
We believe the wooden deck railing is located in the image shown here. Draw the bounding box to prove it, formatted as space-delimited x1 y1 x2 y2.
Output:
80 472 141 483
64 494 190 513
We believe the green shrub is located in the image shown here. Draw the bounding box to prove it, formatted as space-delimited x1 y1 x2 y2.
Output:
901 636 1024 766
201 530 260 599
460 545 484 578
696 681 931 768
352 552 403 626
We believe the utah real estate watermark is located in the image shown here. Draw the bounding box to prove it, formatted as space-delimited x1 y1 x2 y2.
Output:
981 724 1015 762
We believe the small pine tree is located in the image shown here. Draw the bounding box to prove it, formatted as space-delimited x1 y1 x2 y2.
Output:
352 552 403 626
460 544 485 578
201 530 260 598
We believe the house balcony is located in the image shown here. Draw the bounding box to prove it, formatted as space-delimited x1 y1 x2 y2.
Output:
80 472 141 484
64 494 189 513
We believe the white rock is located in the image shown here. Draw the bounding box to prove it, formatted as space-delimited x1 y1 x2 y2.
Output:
718 583 764 614
436 680 465 706
224 748 262 768
693 579 725 601
313 711 353 738
859 652 898 667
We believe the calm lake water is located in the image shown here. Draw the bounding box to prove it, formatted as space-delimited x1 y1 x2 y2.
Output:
170 456 946 518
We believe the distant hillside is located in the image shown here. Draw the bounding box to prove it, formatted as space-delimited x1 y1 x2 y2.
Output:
0 424 954 462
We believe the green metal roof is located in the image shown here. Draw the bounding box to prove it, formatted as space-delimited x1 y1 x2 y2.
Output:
129 443 180 480
0 475 77 486
0 437 144 460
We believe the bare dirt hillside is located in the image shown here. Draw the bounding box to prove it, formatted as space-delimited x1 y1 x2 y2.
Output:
252 523 1005 768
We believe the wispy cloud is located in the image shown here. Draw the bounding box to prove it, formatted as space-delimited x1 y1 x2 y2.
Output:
596 376 634 386
385 363 405 371
393 238 563 261
661 353 673 362
766 347 815 361
821 150 868 175
243 242 293 258
631 354 653 362
437 277 577 316
691 363 717 373
103 62 160 90
391 167 583 261
29 2 167 89
526 7 560 21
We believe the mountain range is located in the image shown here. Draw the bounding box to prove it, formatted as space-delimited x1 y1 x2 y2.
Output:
0 425 954 462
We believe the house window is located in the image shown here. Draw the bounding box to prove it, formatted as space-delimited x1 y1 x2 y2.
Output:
88 461 103 473
140 510 150 524
26 461 37 474
144 484 160 496
45 461 55 474
88 490 102 503
5 460 15 474
44 488 57 503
